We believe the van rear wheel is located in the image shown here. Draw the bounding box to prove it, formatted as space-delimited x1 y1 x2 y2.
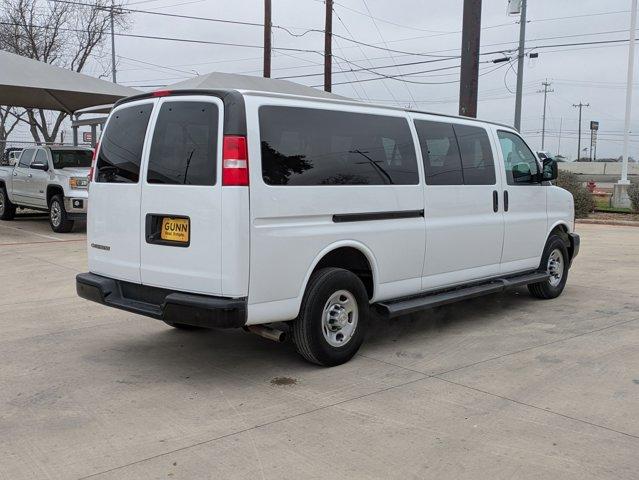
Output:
292 267 368 367
0 186 16 220
528 234 569 299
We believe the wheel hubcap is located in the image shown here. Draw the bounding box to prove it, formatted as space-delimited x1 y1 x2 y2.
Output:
322 290 358 347
51 202 61 227
547 248 564 287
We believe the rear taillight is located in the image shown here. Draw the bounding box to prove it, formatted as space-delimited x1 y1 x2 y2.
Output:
88 142 99 182
222 135 249 186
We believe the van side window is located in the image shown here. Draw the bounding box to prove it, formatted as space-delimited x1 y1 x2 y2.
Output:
414 120 463 185
259 106 419 186
453 124 496 185
96 104 153 183
147 102 218 186
18 149 34 168
497 130 540 185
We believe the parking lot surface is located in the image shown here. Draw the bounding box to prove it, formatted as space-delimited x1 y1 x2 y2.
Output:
1 215 638 479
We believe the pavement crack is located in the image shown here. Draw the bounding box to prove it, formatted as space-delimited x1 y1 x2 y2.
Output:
431 376 639 441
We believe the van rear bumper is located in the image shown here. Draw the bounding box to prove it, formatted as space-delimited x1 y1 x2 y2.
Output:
76 272 246 328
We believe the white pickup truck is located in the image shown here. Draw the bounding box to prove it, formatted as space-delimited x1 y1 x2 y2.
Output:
0 146 92 232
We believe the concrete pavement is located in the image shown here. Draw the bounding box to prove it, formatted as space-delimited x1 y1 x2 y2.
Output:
1 216 638 479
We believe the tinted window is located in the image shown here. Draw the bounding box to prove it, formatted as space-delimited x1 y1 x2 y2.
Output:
453 124 496 185
96 104 153 183
497 131 540 185
18 149 34 168
51 150 92 169
147 102 218 185
259 106 418 186
414 120 463 185
32 149 48 166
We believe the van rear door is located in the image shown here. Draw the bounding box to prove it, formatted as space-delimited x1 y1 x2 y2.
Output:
139 96 224 295
88 99 154 283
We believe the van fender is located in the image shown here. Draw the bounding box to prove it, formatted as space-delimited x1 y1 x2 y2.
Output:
297 240 380 305
546 220 572 238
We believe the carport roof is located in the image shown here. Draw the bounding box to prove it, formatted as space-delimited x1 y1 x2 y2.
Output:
0 50 140 113
165 72 349 101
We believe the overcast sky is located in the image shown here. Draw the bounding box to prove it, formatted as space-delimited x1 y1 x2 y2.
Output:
82 0 639 160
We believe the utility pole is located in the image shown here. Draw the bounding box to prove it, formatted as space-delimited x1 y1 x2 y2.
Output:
459 0 482 118
324 0 333 92
263 0 271 78
513 0 527 131
537 79 553 150
573 102 589 161
110 2 117 83
621 0 637 184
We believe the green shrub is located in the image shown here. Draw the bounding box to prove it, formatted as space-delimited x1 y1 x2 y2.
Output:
555 170 595 218
628 181 639 212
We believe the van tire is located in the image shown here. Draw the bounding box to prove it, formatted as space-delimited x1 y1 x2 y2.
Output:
49 194 74 233
528 234 569 299
292 267 368 367
0 186 16 220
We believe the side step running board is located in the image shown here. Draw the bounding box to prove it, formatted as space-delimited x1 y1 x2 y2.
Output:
375 271 549 319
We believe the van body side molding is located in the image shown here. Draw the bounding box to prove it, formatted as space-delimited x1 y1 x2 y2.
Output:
332 209 424 223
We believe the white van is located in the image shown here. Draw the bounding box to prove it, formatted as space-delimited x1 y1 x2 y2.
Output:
76 75 579 366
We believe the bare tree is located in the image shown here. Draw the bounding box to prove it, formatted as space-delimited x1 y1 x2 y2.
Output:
0 0 127 144
0 107 24 160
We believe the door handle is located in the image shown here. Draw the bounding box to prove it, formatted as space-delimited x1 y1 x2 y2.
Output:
492 190 498 212
13 172 17 176
28 173 32 178
504 190 509 212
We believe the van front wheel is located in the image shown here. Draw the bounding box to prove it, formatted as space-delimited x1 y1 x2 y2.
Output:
292 267 368 367
528 234 569 299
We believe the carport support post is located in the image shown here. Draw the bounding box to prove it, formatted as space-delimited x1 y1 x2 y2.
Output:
72 124 78 147
459 0 482 118
90 125 97 148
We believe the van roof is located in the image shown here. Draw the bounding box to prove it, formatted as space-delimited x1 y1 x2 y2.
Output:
167 72 349 101
116 72 514 131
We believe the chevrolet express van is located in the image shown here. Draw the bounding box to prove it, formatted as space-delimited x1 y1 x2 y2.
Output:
76 74 579 366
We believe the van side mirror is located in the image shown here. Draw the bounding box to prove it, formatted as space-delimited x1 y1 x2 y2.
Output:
542 158 558 181
30 162 49 171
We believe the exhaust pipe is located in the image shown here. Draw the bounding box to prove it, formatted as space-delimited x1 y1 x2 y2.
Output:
245 324 287 343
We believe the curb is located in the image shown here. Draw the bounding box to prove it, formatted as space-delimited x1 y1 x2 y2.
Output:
577 219 639 227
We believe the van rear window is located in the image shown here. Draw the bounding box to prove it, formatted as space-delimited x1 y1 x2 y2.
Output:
147 101 218 186
96 104 152 183
259 106 419 186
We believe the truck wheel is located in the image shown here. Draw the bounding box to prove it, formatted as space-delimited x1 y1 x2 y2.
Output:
292 267 368 367
0 186 16 220
49 194 74 233
528 234 569 299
